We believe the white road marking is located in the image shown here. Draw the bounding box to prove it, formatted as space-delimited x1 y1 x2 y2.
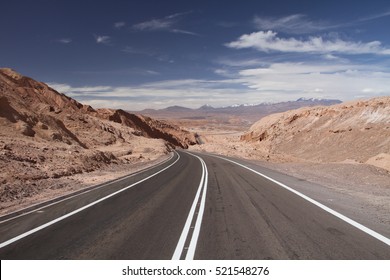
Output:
185 154 208 260
172 152 208 260
0 152 180 249
0 153 174 224
211 154 390 247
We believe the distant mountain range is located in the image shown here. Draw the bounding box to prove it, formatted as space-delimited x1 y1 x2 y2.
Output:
133 98 342 125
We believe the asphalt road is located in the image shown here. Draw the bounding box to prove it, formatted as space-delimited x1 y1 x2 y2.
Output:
0 150 389 259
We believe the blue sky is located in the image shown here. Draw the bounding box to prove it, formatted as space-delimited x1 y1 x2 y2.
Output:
2 0 390 109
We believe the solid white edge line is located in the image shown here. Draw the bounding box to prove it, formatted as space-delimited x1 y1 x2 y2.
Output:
0 152 181 249
185 156 208 260
171 154 205 260
211 154 390 247
0 152 175 224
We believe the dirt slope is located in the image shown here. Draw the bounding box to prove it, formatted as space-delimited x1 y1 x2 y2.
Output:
96 108 196 148
241 97 390 171
0 68 196 209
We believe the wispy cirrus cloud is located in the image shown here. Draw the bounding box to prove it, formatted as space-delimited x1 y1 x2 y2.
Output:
132 12 198 35
94 35 111 45
145 70 160 75
133 18 171 31
122 46 174 63
253 11 390 35
253 14 337 34
357 10 390 22
216 58 265 67
226 31 390 55
122 46 157 56
56 38 72 44
114 21 125 29
217 21 241 28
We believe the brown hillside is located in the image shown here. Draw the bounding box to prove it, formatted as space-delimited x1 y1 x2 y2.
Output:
241 97 390 171
96 109 196 148
0 68 196 209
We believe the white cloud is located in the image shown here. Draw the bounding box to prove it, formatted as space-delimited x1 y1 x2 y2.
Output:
122 46 156 56
214 69 230 76
57 38 72 44
253 14 335 34
95 35 111 45
48 83 112 93
114 21 125 29
133 19 172 31
48 61 390 110
357 10 390 22
145 70 160 75
47 78 260 110
122 46 175 63
216 58 265 67
234 62 390 100
170 29 199 36
252 12 390 35
122 46 159 57
132 12 198 35
47 83 72 93
226 31 390 55
323 54 341 60
362 88 375 93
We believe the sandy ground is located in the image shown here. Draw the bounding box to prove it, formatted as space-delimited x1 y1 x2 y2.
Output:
0 153 170 216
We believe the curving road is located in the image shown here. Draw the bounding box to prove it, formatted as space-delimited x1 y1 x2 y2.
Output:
0 150 389 259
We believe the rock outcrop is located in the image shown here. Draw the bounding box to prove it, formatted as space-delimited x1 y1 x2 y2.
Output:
241 97 390 171
96 109 196 148
0 68 196 149
0 68 197 205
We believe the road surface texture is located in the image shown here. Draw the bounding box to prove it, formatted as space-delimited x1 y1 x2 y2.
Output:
0 150 389 259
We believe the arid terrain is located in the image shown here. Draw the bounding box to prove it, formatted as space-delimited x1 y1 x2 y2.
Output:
0 68 196 214
190 96 390 170
189 97 390 234
1 68 389 228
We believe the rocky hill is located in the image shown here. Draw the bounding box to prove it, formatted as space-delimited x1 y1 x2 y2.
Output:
0 68 195 148
96 108 196 148
241 97 390 171
0 68 196 206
